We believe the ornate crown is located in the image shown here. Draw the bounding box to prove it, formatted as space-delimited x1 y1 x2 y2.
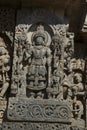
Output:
31 25 48 43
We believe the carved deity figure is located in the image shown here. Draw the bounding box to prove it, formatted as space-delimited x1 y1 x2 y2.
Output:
0 38 10 98
70 58 85 72
24 25 52 96
72 73 84 100
47 32 64 100
73 100 83 120
47 68 63 100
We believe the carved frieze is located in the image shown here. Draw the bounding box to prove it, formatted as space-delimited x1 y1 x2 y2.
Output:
7 98 71 122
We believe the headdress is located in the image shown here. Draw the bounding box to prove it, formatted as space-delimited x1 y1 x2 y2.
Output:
31 25 48 44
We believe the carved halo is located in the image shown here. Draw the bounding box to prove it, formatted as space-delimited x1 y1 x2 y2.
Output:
27 24 51 46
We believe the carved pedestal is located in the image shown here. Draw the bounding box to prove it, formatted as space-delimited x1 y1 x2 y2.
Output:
7 98 71 122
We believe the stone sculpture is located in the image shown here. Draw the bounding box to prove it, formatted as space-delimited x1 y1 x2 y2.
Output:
0 9 86 130
25 25 52 98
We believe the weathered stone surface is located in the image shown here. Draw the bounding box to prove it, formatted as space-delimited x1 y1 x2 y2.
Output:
2 122 85 130
7 98 71 122
0 6 86 130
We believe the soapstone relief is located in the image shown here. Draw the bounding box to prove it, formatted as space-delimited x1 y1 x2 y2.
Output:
0 9 86 130
7 22 85 127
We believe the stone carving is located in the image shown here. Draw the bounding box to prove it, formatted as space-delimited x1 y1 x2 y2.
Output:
0 37 10 99
0 8 86 130
0 100 6 129
8 22 85 127
7 97 71 122
2 122 85 130
0 36 11 129
72 73 84 99
46 31 64 99
85 57 87 111
64 33 74 71
26 25 52 95
0 39 10 98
